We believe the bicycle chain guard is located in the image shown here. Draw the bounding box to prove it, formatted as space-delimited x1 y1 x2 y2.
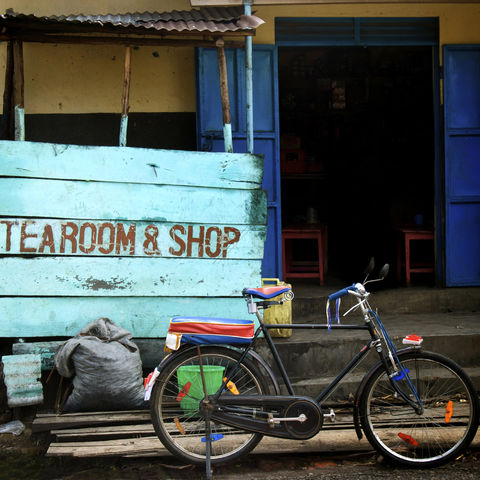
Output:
210 395 324 440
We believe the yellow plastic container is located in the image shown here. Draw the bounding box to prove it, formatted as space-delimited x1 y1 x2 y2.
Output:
261 278 292 338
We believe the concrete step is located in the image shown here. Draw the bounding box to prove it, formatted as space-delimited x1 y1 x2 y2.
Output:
256 312 480 399
288 366 480 400
291 285 480 318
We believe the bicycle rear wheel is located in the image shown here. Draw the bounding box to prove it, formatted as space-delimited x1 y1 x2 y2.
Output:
360 350 479 467
150 346 268 465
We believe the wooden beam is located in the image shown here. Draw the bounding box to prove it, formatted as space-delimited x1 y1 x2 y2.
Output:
33 410 151 432
2 40 14 140
119 46 132 147
0 19 256 37
12 40 24 141
122 46 132 118
191 0 480 4
216 38 233 153
0 33 247 48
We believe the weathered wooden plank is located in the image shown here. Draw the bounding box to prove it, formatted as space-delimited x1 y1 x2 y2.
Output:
2 41 14 140
45 430 375 458
0 140 264 189
33 411 151 432
52 424 155 440
0 257 261 297
0 218 265 259
35 410 149 418
119 46 131 147
0 296 254 337
0 178 267 225
46 436 167 457
12 40 24 141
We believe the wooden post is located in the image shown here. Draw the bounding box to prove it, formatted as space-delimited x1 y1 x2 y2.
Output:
119 46 132 147
2 40 14 140
216 38 233 153
244 0 254 154
12 40 25 141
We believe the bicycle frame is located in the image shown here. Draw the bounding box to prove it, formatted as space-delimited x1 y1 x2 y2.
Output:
150 282 480 478
150 269 478 476
210 294 423 419
262 322 376 404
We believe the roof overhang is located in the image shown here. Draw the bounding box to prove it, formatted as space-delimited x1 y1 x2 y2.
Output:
0 8 265 48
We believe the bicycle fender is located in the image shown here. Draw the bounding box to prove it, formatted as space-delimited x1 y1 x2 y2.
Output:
247 349 281 395
153 344 281 394
352 346 422 440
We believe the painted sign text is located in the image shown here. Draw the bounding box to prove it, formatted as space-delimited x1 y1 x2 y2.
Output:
0 219 241 258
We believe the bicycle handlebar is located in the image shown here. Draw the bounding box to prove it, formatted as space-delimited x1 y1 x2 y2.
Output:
328 284 357 301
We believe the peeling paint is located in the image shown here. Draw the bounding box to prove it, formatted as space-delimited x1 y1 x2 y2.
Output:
79 276 132 291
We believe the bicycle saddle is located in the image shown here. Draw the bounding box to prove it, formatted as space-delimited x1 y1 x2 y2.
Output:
243 286 291 299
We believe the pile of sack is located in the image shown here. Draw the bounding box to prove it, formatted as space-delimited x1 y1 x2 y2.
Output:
55 318 146 412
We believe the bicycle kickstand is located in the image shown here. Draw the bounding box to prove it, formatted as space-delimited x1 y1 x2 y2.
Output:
197 346 213 480
204 411 213 480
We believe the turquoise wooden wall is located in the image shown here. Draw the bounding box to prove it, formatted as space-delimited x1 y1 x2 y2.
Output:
0 140 266 337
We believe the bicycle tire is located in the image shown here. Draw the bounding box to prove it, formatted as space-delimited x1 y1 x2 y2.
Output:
359 350 479 467
150 346 268 465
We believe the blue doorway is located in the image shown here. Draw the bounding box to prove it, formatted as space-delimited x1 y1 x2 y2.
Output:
276 18 440 285
443 45 480 286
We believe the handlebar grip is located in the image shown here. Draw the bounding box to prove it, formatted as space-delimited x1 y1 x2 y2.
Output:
328 284 357 301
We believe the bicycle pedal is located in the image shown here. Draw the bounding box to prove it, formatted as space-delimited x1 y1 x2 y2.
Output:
323 409 336 422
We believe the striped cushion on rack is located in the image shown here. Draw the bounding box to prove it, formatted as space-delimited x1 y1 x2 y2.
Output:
166 316 255 349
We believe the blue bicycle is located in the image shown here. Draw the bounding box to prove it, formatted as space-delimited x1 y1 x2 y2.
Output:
149 261 479 469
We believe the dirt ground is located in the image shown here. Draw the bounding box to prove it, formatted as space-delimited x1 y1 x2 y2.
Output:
1 423 480 480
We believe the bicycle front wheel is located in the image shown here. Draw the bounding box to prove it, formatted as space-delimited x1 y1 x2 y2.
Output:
150 346 268 465
360 350 479 467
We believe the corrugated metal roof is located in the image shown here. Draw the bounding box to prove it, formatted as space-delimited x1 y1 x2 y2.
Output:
1 7 265 34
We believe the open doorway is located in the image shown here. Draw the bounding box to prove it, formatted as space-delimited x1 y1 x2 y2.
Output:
279 46 435 284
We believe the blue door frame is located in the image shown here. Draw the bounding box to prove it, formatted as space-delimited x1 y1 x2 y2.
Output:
275 17 443 284
443 45 480 286
196 18 444 283
195 46 282 279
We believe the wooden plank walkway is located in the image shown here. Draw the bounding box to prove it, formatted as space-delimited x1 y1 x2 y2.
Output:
36 410 373 458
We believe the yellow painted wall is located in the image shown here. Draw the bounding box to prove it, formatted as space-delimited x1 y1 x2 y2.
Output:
0 1 479 113
254 4 480 45
0 0 196 113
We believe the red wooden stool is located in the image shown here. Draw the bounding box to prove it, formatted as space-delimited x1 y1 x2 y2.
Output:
282 225 327 285
396 227 434 286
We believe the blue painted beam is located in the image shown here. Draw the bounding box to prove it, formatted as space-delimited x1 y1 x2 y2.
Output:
0 257 262 297
0 297 254 338
0 178 267 225
0 140 266 338
0 140 264 189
